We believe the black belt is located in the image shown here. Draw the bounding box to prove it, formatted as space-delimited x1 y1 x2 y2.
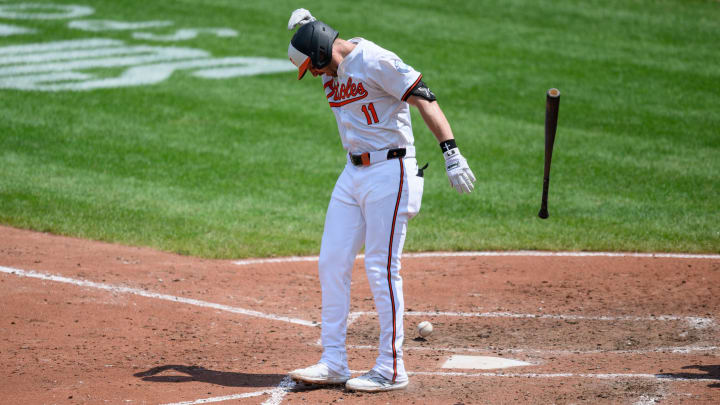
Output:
350 148 406 167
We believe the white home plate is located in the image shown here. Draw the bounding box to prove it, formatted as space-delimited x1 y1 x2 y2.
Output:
442 355 532 370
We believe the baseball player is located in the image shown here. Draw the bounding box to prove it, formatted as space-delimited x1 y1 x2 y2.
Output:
285 9 475 392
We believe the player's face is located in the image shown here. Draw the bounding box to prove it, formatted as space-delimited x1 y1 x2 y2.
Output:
309 61 336 77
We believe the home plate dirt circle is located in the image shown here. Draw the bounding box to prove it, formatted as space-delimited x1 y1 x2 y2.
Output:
1 226 718 404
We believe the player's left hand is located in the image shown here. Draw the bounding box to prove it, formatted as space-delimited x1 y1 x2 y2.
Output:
444 148 476 194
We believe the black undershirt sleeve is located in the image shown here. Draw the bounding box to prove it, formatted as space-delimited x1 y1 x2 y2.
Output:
407 80 437 102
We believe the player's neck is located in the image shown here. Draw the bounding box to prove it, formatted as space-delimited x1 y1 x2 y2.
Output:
333 38 356 59
327 39 356 77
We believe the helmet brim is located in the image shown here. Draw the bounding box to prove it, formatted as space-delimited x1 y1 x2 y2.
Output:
297 57 310 80
288 42 311 80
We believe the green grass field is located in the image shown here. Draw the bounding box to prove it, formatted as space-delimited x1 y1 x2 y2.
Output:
1 0 718 257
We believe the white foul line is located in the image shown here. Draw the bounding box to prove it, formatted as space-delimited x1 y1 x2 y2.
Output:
0 266 316 327
233 250 720 266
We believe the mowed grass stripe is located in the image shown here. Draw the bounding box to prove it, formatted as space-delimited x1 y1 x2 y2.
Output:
1 0 718 257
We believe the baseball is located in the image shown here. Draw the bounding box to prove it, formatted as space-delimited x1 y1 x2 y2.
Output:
417 321 433 338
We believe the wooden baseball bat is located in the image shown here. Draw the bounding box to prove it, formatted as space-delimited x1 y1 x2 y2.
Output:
538 88 560 219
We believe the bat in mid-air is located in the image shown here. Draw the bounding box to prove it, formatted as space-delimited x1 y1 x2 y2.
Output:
538 88 560 219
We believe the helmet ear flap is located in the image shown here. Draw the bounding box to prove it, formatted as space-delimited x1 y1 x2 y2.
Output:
317 45 328 67
315 25 329 68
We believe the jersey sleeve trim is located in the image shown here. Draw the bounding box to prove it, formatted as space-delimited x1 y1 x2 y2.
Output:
401 73 423 102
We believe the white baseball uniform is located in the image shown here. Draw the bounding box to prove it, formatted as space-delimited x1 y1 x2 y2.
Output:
318 37 424 383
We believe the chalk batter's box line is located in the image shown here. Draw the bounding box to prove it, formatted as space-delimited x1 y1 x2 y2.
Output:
349 311 714 329
160 376 294 405
234 253 717 328
0 266 714 330
163 369 712 405
339 343 720 356
409 371 718 382
164 369 714 405
167 370 718 405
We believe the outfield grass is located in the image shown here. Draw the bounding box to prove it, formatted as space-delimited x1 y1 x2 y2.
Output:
1 0 718 257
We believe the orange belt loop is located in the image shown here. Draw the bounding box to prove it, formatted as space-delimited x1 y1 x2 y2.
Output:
361 152 371 166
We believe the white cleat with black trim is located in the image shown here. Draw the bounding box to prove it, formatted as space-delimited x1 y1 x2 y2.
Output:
345 369 409 392
288 363 350 385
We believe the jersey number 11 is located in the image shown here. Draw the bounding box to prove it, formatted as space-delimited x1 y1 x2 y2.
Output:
361 103 379 125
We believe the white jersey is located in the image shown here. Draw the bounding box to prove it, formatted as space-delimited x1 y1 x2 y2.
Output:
321 38 422 154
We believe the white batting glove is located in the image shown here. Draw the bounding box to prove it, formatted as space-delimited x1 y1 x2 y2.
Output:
287 8 316 30
444 147 476 194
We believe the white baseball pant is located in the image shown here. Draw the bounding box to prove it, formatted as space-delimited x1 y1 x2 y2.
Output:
318 154 423 383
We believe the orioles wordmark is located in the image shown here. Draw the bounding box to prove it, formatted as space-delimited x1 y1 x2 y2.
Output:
325 76 368 107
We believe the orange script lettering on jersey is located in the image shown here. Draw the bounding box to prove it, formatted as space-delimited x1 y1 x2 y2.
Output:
326 77 368 107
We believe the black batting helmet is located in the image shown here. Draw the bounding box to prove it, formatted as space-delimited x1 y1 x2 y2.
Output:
287 20 338 80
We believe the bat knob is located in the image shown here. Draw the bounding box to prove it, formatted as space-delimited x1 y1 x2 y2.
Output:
538 208 549 219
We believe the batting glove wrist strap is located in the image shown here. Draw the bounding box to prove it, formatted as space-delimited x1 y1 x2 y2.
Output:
443 146 476 194
439 139 457 153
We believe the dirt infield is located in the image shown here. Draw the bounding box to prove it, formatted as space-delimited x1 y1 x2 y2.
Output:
1 226 718 404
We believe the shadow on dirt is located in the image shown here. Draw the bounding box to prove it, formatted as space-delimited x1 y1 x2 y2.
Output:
134 365 286 387
658 365 720 388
